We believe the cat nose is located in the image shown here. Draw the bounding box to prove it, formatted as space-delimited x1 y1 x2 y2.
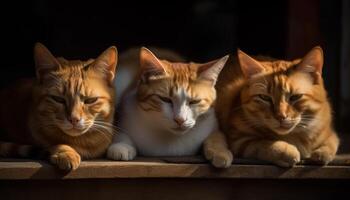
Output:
174 117 185 126
275 113 287 122
68 116 80 125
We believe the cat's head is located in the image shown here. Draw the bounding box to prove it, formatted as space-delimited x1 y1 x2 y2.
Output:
136 47 228 135
34 43 117 137
238 46 327 135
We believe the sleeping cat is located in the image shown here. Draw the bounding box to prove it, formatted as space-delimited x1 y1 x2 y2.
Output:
0 43 117 170
107 47 233 168
215 46 339 167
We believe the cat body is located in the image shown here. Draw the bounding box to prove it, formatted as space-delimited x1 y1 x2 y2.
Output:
216 47 339 167
121 88 217 156
108 47 233 167
0 43 118 170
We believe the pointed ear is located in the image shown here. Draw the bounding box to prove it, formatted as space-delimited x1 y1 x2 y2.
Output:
297 46 324 75
34 43 60 80
140 47 166 81
91 46 118 85
197 55 229 84
237 49 265 78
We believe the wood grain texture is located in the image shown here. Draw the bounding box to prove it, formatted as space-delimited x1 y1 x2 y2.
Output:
0 154 350 180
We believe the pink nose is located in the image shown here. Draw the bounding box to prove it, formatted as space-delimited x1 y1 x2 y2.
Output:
68 116 80 125
174 117 185 126
275 113 287 122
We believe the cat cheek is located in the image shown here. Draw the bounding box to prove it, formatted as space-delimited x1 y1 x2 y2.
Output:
188 109 199 124
188 114 196 125
304 102 320 113
55 112 66 121
161 103 173 118
92 104 111 118
193 104 208 115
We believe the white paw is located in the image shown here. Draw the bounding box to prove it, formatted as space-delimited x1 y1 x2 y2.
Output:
107 143 137 161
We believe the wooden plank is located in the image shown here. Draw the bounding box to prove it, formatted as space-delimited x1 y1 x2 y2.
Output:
0 155 350 180
160 154 350 166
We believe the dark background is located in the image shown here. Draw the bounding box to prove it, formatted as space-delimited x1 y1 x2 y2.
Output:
1 179 350 200
0 0 349 134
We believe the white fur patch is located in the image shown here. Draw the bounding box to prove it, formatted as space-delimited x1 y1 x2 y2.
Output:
107 143 136 161
171 88 195 129
109 90 217 156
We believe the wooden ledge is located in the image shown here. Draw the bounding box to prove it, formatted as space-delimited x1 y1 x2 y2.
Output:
0 155 349 180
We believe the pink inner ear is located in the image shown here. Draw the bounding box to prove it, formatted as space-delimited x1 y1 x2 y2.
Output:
197 60 218 74
140 47 166 79
96 47 117 71
34 43 60 80
237 50 265 78
92 46 118 84
297 46 324 75
198 55 229 83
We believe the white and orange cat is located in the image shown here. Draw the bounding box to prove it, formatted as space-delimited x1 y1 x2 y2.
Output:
107 47 233 168
215 46 339 167
0 43 117 170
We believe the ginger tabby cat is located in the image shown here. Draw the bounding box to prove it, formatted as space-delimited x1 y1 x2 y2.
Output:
215 46 339 167
0 43 117 170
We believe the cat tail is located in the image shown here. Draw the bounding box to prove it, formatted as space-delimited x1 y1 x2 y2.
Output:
0 141 44 158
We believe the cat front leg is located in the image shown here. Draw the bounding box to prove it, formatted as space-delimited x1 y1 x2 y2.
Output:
310 130 339 165
49 144 81 171
107 133 137 161
203 130 233 168
231 137 301 167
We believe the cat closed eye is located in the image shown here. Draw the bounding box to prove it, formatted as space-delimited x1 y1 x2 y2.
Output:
289 94 303 102
84 97 99 104
258 94 272 102
50 95 66 104
158 96 172 104
189 99 201 105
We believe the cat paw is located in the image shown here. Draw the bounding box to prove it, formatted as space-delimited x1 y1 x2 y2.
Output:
50 151 81 171
273 142 301 167
204 147 233 168
107 143 137 161
310 148 334 165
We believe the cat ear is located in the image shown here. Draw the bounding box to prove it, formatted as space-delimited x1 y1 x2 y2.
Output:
197 55 229 84
34 43 60 80
237 49 265 78
140 47 166 81
297 46 324 75
91 46 118 85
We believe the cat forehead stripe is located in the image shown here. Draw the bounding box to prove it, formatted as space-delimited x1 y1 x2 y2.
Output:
175 88 188 101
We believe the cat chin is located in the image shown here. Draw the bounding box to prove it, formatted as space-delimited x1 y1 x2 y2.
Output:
169 127 192 136
61 127 90 137
266 119 300 136
272 125 297 135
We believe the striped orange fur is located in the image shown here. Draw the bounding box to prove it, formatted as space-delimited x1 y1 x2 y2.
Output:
0 43 117 170
216 47 339 167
